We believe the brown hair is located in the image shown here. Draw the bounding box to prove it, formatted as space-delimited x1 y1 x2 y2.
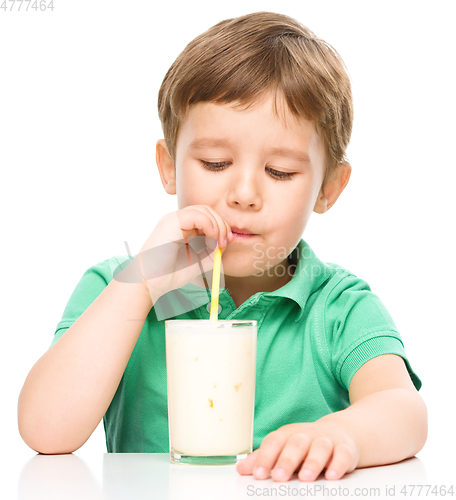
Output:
158 11 353 186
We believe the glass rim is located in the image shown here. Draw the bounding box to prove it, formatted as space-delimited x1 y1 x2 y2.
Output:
165 319 257 326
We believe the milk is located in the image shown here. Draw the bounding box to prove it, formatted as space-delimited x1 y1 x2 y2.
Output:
165 320 257 461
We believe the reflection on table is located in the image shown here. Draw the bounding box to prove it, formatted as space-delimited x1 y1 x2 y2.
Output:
18 452 427 500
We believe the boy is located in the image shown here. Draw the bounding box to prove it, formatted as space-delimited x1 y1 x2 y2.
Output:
18 12 427 482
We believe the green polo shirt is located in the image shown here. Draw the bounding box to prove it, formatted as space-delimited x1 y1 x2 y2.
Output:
51 239 421 453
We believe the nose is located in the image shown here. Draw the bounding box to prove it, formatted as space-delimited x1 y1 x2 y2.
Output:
227 167 263 210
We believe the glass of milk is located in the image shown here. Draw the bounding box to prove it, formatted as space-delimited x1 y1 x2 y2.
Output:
165 319 257 465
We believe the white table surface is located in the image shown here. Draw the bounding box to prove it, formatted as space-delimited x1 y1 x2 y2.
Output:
10 451 455 500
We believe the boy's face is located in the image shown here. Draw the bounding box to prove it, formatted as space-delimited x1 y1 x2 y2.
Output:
161 94 329 279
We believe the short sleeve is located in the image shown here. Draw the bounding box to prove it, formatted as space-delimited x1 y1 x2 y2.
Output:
324 273 422 391
51 256 131 347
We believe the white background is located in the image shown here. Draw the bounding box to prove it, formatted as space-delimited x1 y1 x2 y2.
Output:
1 0 455 497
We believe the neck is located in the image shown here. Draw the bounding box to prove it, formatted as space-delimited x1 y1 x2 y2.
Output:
223 258 294 308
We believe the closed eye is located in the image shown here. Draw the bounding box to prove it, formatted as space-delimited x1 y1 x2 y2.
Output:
200 161 296 181
266 167 296 180
201 160 230 171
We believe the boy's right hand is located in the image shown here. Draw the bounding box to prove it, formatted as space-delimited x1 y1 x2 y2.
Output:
124 205 233 302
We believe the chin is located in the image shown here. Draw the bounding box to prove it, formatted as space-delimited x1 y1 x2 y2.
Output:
221 259 257 279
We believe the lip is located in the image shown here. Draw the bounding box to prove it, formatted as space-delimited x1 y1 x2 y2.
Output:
230 226 257 235
230 226 258 241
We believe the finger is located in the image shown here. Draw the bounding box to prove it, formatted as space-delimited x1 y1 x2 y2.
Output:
236 449 260 475
182 205 221 245
177 207 219 242
193 205 231 248
249 431 289 480
324 443 357 481
220 216 233 243
270 433 312 482
298 437 333 482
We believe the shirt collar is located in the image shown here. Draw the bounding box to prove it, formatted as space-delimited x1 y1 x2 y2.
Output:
173 239 332 322
263 239 333 322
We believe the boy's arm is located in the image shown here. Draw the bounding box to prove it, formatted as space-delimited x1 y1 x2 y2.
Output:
320 353 427 469
237 354 427 482
18 278 154 455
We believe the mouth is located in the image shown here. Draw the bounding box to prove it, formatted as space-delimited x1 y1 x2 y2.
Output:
230 226 258 240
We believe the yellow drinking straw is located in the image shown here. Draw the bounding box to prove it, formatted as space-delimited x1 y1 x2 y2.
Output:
209 246 222 321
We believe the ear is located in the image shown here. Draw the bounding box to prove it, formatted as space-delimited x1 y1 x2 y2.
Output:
156 139 176 195
314 162 351 214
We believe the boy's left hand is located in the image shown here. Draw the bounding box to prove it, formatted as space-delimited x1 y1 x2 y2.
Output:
236 421 359 482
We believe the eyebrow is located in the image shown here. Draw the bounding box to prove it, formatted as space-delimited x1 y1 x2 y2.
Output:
188 138 311 164
188 138 233 151
268 147 311 164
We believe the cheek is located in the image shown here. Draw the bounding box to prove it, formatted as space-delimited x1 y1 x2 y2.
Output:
274 193 314 231
176 168 204 207
266 204 314 256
